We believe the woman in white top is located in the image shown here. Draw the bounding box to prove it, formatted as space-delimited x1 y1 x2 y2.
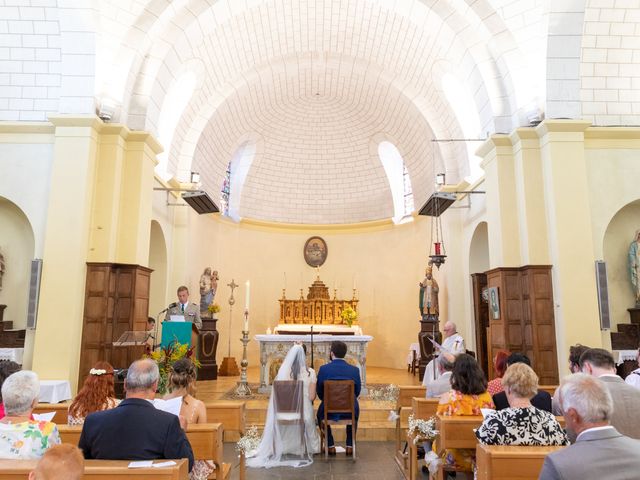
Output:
247 343 320 468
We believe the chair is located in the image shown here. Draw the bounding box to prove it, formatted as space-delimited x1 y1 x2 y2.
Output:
320 380 357 461
272 380 306 457
407 343 420 375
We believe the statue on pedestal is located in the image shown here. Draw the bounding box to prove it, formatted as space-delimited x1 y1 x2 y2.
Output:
629 229 640 306
419 263 439 320
199 267 219 313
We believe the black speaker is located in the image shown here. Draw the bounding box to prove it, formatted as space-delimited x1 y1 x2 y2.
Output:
26 259 43 329
595 261 610 330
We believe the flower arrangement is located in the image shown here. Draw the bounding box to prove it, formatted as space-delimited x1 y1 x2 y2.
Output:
207 303 221 314
145 342 200 395
368 383 399 404
340 305 358 327
236 425 261 457
407 414 439 443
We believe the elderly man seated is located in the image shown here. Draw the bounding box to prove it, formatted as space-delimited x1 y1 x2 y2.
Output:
425 353 455 398
422 321 465 388
79 358 194 470
539 373 640 479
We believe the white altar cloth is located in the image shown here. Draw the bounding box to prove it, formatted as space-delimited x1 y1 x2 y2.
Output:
613 350 638 365
0 348 24 364
273 324 363 335
254 334 373 394
39 380 72 403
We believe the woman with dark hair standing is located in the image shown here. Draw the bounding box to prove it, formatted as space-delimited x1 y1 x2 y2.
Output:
68 361 119 425
486 350 510 396
434 354 494 475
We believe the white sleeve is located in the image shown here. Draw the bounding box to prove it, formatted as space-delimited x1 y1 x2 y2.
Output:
625 371 640 390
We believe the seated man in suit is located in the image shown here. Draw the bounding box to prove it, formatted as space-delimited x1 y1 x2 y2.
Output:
316 341 361 456
539 373 640 479
426 353 455 398
79 359 194 471
579 347 640 440
492 353 552 412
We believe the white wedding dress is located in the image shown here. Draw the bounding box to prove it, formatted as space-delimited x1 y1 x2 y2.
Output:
246 344 320 468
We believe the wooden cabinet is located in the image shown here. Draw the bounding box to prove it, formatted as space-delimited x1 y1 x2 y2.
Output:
485 266 558 385
79 263 151 388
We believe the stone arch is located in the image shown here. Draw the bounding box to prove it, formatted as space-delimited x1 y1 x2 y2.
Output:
148 220 168 319
603 200 640 328
469 221 490 274
0 197 36 329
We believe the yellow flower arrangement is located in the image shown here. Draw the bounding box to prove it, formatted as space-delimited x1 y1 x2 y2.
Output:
207 303 221 314
341 305 358 327
145 342 201 394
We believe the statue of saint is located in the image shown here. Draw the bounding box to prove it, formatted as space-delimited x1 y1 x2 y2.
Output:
419 263 439 318
629 230 640 306
199 267 219 312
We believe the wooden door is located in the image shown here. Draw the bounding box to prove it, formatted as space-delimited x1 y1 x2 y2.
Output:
471 273 489 376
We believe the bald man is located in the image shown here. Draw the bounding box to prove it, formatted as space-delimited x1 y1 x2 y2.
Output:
422 321 466 388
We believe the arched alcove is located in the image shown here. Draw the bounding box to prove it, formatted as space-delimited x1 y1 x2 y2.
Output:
0 197 35 329
469 221 490 274
603 199 640 327
148 220 168 319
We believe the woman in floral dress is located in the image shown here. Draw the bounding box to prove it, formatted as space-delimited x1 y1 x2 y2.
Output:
0 371 60 459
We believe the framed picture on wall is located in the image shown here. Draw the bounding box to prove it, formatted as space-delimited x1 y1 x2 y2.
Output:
488 287 500 319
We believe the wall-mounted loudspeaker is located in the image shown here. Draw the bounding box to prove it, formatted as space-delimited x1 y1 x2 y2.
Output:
595 260 610 330
26 259 43 329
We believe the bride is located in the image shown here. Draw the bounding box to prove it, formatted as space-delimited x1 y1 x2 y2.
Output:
246 343 320 468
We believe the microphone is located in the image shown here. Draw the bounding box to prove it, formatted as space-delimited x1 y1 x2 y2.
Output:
158 302 178 314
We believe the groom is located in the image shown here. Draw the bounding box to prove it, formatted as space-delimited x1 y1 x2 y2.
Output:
316 341 361 456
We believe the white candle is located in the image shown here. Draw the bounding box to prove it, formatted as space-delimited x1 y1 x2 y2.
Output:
245 281 250 311
244 313 249 332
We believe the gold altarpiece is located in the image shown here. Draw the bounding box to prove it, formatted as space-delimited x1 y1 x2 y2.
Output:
279 276 358 325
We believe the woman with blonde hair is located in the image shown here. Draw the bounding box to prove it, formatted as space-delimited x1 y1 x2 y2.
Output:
68 361 119 425
476 362 568 446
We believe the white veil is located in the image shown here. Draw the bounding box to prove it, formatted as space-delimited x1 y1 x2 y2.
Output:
246 344 314 468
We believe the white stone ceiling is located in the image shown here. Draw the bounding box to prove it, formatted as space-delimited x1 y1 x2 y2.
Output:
94 0 550 223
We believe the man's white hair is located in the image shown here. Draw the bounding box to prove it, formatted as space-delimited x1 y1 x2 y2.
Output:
126 359 160 392
444 321 457 332
2 370 39 416
559 373 613 423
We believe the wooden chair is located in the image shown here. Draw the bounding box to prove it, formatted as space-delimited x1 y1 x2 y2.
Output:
476 444 566 480
0 459 189 479
320 380 357 461
273 380 306 456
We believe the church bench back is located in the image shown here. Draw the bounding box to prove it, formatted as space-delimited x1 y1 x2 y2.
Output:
0 458 189 479
411 397 439 420
204 401 246 434
396 386 427 409
33 402 70 424
538 385 558 396
436 414 483 451
475 445 565 480
57 423 225 470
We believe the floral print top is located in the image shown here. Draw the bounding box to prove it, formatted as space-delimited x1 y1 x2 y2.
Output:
0 420 61 459
437 390 495 416
475 406 569 446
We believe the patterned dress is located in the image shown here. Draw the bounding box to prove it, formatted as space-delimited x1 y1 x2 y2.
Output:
68 397 120 425
434 390 495 471
486 378 504 396
475 406 569 446
0 420 61 459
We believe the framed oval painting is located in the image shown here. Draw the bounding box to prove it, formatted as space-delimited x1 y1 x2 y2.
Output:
303 236 328 267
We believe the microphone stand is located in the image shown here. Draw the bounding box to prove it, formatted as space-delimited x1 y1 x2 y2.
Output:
310 324 314 368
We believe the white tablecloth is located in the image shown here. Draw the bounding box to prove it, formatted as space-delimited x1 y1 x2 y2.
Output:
613 350 638 365
39 380 72 404
406 342 420 364
0 348 24 364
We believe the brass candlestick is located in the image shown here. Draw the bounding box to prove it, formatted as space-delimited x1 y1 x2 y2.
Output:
235 309 252 396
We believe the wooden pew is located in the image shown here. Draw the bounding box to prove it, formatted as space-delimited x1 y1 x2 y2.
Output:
394 386 427 452
32 402 70 425
538 385 558 397
204 401 246 480
0 458 189 479
58 423 231 480
400 397 439 480
476 445 565 480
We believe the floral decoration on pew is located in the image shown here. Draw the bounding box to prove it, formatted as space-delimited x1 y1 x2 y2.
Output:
407 414 438 443
368 383 399 404
236 425 261 458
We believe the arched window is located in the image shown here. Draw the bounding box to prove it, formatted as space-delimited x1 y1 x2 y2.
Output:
378 141 414 224
441 72 483 182
221 141 256 221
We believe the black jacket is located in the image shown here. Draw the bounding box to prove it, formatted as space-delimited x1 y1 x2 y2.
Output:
492 389 552 412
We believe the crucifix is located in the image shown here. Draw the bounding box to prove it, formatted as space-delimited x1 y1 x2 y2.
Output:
219 279 241 376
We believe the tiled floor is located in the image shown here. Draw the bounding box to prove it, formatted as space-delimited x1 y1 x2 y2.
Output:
224 442 406 480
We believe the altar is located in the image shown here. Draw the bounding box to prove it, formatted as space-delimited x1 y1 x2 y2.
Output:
254 334 373 393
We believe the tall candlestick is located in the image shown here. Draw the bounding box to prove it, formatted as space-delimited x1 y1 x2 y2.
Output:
245 281 250 311
244 308 249 332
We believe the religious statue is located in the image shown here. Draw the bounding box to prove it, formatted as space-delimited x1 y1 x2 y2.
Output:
0 249 4 291
629 229 640 306
199 267 219 312
419 263 439 318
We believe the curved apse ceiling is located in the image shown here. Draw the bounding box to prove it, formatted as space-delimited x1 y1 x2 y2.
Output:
97 0 547 223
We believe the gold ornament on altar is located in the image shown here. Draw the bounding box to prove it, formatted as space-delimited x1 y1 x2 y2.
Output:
279 274 358 325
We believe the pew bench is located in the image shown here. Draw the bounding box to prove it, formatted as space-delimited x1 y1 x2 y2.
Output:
399 397 439 480
476 444 565 480
204 401 246 480
58 423 231 480
394 386 427 452
32 402 70 425
0 458 189 479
